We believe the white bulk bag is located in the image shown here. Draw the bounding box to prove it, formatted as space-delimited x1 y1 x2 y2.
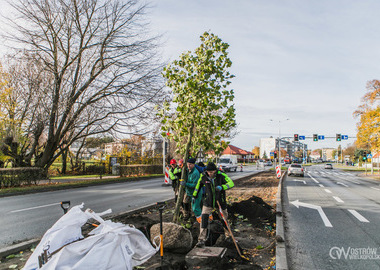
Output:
24 204 159 270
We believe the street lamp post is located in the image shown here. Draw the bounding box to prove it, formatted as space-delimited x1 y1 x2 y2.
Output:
270 118 290 168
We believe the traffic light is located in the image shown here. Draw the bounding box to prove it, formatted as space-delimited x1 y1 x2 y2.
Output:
294 134 299 142
336 134 341 142
363 151 367 161
313 134 318 141
274 151 277 158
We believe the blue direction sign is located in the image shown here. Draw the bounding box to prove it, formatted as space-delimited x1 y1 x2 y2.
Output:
318 135 325 140
299 136 305 140
270 152 274 157
342 135 348 140
367 154 372 159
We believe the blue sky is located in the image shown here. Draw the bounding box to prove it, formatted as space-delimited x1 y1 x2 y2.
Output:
1 1 379 152
149 0 380 151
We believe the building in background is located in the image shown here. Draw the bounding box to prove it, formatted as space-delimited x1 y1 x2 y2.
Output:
259 137 308 161
310 150 321 161
221 145 254 162
322 148 335 161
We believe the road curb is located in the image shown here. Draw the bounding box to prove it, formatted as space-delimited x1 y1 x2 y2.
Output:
0 169 266 260
276 171 288 270
0 238 40 259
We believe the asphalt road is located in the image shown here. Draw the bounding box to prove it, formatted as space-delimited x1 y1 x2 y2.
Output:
0 166 261 249
284 164 380 270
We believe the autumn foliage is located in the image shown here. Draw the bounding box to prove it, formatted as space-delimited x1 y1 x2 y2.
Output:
353 80 380 150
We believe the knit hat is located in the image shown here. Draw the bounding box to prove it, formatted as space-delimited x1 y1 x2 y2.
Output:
206 162 217 171
187 158 196 164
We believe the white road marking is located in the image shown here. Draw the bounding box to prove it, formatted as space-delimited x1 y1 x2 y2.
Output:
370 187 380 191
291 200 333 227
348 210 369 223
319 184 324 188
324 189 332 193
308 173 319 183
333 196 344 203
292 180 306 184
120 188 144 193
337 182 349 187
350 180 361 185
10 202 61 213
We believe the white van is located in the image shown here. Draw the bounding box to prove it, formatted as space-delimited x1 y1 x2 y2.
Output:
217 155 238 172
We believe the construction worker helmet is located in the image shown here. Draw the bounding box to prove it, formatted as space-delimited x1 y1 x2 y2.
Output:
170 159 177 165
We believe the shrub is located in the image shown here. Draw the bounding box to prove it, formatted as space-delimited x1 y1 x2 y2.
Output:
0 167 47 188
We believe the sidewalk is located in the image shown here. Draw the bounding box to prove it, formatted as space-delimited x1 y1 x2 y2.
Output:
38 175 118 184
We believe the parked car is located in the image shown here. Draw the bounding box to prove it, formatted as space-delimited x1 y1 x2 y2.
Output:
325 163 333 169
265 161 273 166
288 164 304 177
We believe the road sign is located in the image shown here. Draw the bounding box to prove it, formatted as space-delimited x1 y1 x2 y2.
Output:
367 154 372 159
299 136 305 140
342 135 348 140
270 152 274 157
318 135 325 140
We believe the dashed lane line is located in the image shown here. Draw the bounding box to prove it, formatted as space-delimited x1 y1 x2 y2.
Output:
333 196 344 203
10 202 61 213
348 210 369 223
307 173 320 184
336 182 349 187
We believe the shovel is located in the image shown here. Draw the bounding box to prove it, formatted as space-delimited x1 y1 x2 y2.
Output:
156 201 168 270
216 201 244 259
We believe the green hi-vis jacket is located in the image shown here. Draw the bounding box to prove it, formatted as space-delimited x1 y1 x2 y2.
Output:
193 170 234 210
169 166 181 180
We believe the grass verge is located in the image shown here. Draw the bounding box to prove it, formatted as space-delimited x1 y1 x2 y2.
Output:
0 174 164 197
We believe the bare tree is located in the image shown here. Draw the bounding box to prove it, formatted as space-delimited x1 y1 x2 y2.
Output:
2 0 166 170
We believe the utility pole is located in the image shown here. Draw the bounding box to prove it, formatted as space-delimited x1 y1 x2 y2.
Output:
270 118 289 169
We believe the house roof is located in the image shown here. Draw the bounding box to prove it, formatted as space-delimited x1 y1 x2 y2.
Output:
222 145 252 155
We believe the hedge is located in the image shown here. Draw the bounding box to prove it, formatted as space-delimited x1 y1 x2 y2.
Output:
0 167 47 188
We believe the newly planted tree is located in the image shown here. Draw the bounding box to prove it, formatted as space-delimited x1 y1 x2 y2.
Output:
157 32 237 223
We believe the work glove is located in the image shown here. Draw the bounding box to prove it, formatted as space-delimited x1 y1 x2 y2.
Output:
196 216 202 223
215 186 222 191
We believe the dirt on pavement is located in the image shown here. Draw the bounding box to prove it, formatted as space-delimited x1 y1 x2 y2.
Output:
0 170 279 270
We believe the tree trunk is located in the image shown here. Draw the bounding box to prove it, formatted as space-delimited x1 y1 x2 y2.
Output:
61 148 68 175
173 127 193 223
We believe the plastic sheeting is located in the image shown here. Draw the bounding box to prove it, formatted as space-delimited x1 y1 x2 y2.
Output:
23 204 159 270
